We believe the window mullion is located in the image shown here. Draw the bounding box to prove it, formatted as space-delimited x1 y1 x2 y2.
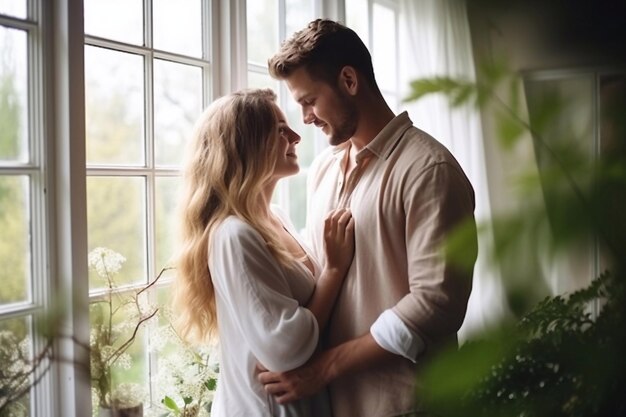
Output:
203 0 213 104
50 0 92 415
214 0 247 95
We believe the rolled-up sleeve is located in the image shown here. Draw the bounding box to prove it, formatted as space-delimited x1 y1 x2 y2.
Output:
393 162 477 347
210 219 319 372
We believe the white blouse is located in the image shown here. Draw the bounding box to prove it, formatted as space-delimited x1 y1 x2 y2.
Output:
208 210 330 417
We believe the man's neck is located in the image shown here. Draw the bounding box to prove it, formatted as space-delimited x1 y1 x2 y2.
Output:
350 101 395 151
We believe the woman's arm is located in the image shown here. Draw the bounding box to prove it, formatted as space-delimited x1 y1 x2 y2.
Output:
210 218 319 372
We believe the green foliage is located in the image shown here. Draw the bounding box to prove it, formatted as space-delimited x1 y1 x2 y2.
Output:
405 77 477 107
422 271 626 417
405 55 626 416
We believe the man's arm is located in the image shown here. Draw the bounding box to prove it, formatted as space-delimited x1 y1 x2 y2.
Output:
258 332 395 404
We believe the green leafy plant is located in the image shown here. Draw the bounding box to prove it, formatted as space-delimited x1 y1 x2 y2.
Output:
422 271 625 417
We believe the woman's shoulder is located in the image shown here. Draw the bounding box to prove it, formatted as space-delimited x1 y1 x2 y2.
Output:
212 216 262 247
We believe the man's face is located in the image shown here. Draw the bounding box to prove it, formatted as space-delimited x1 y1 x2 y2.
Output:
285 67 357 146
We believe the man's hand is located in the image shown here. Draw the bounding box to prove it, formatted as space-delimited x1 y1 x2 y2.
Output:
257 333 392 404
257 356 330 404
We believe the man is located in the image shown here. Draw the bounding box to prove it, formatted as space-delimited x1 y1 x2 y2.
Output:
259 18 478 417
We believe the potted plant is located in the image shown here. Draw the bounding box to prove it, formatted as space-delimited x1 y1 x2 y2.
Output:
88 247 160 417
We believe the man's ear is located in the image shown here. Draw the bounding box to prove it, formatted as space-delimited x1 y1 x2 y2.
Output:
338 66 359 96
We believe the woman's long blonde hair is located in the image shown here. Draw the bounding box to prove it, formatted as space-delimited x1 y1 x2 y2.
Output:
173 88 296 344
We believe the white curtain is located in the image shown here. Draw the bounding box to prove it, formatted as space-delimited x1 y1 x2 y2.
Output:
398 0 507 341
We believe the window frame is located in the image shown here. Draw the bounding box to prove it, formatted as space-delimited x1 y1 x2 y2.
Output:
82 0 216 413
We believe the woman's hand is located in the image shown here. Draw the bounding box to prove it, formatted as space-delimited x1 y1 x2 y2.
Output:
304 208 355 332
323 208 355 274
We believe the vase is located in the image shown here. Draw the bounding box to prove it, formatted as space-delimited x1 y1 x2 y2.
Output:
98 404 143 417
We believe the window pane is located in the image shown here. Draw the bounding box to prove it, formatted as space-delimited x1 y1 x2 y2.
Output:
0 316 32 416
383 91 398 114
155 176 179 275
154 60 202 167
373 4 396 92
0 175 30 305
154 0 202 57
346 0 369 45
285 0 315 37
150 285 218 415
85 46 145 166
285 98 315 167
84 0 143 45
0 27 28 162
248 71 279 90
0 0 27 19
87 176 146 288
286 173 307 232
247 0 278 66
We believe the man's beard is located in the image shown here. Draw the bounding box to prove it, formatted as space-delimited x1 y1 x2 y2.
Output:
328 94 358 146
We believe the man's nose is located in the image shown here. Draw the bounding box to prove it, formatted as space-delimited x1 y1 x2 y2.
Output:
303 107 315 125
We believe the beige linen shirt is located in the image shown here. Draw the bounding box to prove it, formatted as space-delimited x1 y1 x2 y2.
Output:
306 112 477 417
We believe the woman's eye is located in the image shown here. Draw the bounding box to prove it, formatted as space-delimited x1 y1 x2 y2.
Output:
279 127 287 136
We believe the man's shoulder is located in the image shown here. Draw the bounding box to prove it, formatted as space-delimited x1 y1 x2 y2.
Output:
394 126 472 190
402 126 451 159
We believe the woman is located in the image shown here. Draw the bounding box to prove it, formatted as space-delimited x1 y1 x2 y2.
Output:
173 88 354 416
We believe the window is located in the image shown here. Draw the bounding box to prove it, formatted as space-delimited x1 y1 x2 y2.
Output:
346 0 400 112
83 0 209 413
524 69 624 298
0 1 50 415
247 0 325 232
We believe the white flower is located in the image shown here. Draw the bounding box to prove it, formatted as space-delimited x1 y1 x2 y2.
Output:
88 247 126 278
113 352 132 370
111 382 145 407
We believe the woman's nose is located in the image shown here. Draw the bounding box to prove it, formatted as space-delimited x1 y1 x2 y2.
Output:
289 130 301 144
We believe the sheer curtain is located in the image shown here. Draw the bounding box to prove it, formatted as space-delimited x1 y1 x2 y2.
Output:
398 0 507 341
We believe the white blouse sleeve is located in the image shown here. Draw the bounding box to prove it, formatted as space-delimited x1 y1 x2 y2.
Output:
209 218 319 372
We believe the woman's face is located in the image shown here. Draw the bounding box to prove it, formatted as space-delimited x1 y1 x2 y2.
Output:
270 104 301 180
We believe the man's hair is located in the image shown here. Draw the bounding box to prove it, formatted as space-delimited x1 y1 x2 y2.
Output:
268 18 379 92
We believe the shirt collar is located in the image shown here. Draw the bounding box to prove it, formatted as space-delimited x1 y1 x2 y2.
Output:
365 111 413 160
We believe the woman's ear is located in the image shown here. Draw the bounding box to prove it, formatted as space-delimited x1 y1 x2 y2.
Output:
338 66 359 96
